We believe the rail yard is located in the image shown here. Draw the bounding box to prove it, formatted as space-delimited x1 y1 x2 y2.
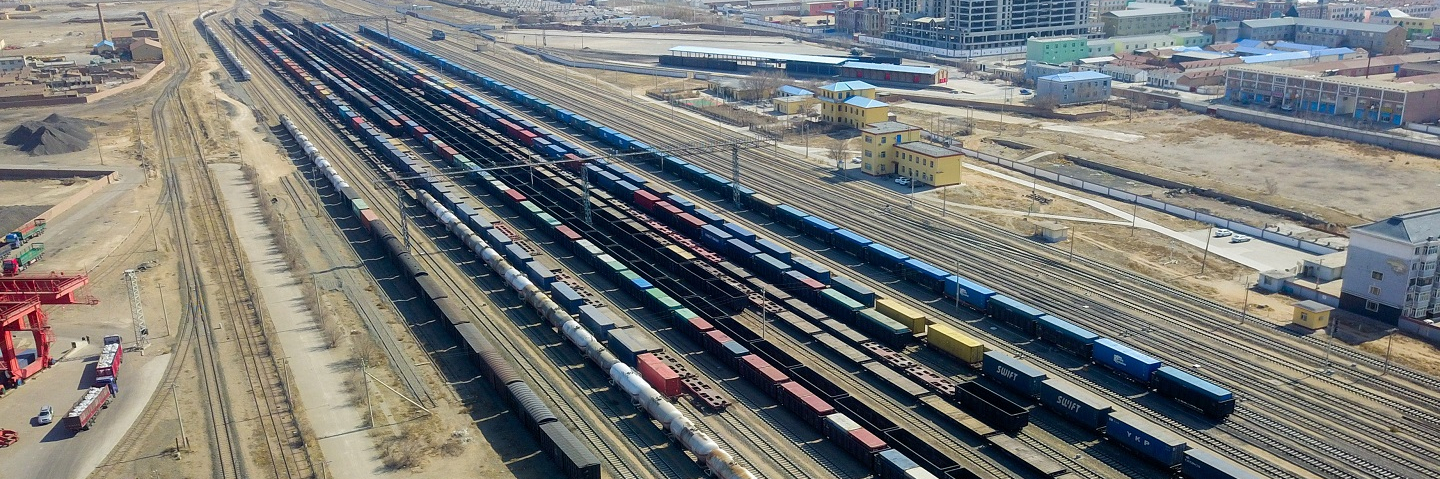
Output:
0 0 1438 478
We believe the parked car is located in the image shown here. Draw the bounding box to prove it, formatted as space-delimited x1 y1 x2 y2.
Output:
894 176 910 186
1230 234 1252 243
1019 89 1032 95
1213 229 1232 237
851 156 861 164
36 406 52 425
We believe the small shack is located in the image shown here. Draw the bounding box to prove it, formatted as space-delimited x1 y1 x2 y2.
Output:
1292 300 1334 330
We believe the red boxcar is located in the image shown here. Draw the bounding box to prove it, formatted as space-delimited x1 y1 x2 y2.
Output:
359 209 380 229
636 353 682 397
634 191 661 212
517 130 539 146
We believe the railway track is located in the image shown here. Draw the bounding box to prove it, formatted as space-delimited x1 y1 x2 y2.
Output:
336 23 1440 479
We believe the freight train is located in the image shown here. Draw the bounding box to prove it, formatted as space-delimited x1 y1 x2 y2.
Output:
342 23 1255 477
196 10 250 81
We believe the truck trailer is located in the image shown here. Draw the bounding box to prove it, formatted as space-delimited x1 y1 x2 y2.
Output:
63 386 112 432
2 242 43 275
5 219 46 247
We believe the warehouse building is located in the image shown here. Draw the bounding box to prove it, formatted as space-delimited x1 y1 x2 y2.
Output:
818 80 890 128
1237 18 1407 55
1224 65 1440 125
857 121 964 186
839 62 947 85
1340 208 1440 325
1101 7 1193 37
1036 71 1112 105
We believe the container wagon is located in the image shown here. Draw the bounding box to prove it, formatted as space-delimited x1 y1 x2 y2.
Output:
1154 366 1235 419
1105 411 1188 467
982 351 1047 397
1091 338 1162 384
926 323 986 363
1038 378 1114 430
1182 448 1261 479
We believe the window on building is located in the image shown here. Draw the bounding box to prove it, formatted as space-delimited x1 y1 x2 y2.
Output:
1366 300 1381 312
895 134 902 143
880 152 885 158
1371 286 1382 296
1300 313 1309 321
1373 271 1384 280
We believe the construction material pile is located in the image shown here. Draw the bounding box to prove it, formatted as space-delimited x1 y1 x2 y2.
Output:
4 114 105 156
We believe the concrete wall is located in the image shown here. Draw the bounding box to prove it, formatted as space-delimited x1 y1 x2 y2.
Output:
1200 103 1440 157
883 93 1114 121
1399 316 1440 346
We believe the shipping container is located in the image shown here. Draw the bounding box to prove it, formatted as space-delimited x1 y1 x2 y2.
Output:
877 449 923 479
579 305 627 341
831 276 877 307
700 224 734 249
865 243 910 271
753 253 793 281
801 216 840 241
609 328 661 366
1035 315 1099 357
524 261 556 289
1182 448 1261 479
792 257 832 283
818 288 865 321
832 229 873 255
637 353 682 397
549 282 585 314
982 351 1047 397
987 295 1045 334
1092 338 1162 384
1105 411 1188 466
1154 366 1235 419
778 381 833 429
856 309 910 347
775 204 810 228
927 323 986 363
874 298 927 335
755 238 792 261
722 223 756 244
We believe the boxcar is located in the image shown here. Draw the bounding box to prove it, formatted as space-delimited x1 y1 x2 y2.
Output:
1092 339 1162 384
1105 411 1188 467
1182 448 1261 479
1035 314 1099 357
987 295 1044 334
865 243 910 272
902 259 949 293
1039 378 1114 430
832 229 873 256
982 351 1047 398
1154 366 1235 419
944 275 995 311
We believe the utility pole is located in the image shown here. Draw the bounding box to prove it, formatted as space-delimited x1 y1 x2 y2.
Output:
1068 225 1076 262
582 164 592 226
1130 202 1138 236
1240 273 1251 326
731 145 742 204
1200 226 1213 274
1383 329 1396 375
123 270 150 354
172 383 188 450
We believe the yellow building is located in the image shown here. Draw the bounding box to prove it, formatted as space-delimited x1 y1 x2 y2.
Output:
1292 300 1334 330
772 95 818 114
858 121 964 186
818 80 889 128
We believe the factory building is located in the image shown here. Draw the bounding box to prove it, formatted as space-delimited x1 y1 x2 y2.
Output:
1224 65 1440 125
1340 208 1440 325
857 121 964 186
1101 7 1193 37
818 80 890 128
1036 71 1112 105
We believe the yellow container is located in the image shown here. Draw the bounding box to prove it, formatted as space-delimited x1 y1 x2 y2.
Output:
662 244 697 264
875 298 928 335
928 323 986 363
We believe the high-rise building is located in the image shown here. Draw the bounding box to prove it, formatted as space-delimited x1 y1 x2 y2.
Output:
872 0 1097 54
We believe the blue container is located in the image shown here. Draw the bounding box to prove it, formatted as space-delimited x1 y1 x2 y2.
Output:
722 223 756 244
1183 449 1261 479
944 275 995 310
608 328 661 366
626 276 654 293
681 164 709 181
1039 378 1114 430
1106 411 1188 466
755 239 792 261
1036 314 1100 356
832 229 873 255
692 209 725 226
666 194 696 212
579 305 627 341
987 295 1045 334
801 216 840 241
830 276 877 307
524 261 556 289
1155 366 1235 419
903 259 948 292
982 351 1048 397
753 253 793 281
484 227 514 249
504 244 531 265
549 282 585 314
1092 338 1162 383
726 238 762 259
876 449 922 479
720 340 750 359
792 257 832 284
865 243 909 271
700 225 734 249
775 204 810 227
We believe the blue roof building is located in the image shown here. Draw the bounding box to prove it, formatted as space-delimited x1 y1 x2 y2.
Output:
1036 71 1112 106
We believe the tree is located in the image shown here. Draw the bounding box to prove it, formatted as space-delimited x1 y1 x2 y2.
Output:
1030 96 1059 113
828 138 852 171
740 69 789 100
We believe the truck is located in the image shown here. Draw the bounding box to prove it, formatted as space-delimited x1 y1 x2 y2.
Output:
95 335 124 385
5 219 46 247
63 386 112 432
431 29 446 40
2 242 43 275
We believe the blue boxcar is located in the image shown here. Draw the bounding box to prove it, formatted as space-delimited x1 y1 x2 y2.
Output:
693 209 725 226
755 238 792 262
523 261 556 289
722 223 756 244
801 216 840 242
1155 366 1235 419
621 172 648 187
1105 411 1188 467
865 243 909 271
1039 378 1114 430
701 173 732 195
726 238 762 260
775 204 810 228
679 164 708 181
1182 449 1261 479
831 276 877 307
666 194 696 213
753 253 793 281
944 275 995 310
700 224 733 249
903 259 949 293
1036 314 1099 357
504 244 531 265
983 351 1048 397
987 295 1045 334
792 257 832 284
1092 338 1162 383
549 282 585 314
832 229 873 255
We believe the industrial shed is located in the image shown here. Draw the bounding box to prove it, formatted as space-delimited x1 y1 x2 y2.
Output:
839 62 947 85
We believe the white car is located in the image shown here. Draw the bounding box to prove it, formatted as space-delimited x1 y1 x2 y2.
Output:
37 405 52 425
1213 229 1233 238
1230 234 1252 243
851 156 861 164
894 176 910 185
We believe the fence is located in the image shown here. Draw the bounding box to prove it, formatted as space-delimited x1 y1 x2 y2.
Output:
952 145 1341 255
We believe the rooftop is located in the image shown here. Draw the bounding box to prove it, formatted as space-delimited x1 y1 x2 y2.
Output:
1039 70 1112 82
843 96 888 108
896 141 963 158
1231 65 1440 92
1104 6 1187 17
669 45 850 65
1293 300 1334 313
1273 41 1327 52
1352 207 1440 244
819 80 877 92
1241 51 1314 63
1241 17 1400 34
777 85 813 96
1030 37 1085 44
842 61 941 75
860 121 921 135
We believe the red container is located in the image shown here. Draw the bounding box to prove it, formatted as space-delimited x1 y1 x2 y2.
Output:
687 317 714 342
634 191 661 212
802 394 836 417
848 429 888 454
561 153 584 171
555 225 582 242
703 330 732 352
518 130 539 146
636 354 682 397
359 209 380 229
675 213 706 235
503 189 527 202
